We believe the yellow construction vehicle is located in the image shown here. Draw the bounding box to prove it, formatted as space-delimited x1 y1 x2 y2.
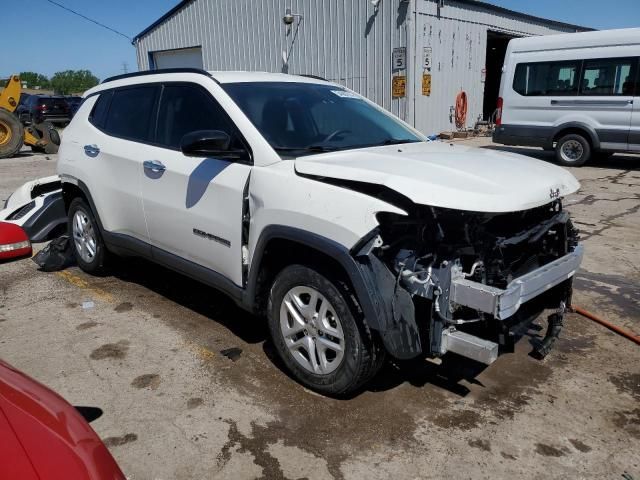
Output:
0 75 60 158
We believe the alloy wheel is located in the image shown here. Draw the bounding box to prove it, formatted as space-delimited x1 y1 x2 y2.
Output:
279 286 345 375
72 210 97 263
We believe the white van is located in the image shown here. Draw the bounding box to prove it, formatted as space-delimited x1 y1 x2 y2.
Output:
493 28 640 166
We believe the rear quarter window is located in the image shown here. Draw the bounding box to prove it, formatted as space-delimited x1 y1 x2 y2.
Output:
88 91 112 129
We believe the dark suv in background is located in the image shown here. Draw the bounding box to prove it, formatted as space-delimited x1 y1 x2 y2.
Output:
17 95 70 126
65 96 83 118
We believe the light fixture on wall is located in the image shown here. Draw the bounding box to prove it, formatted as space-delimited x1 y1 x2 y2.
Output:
282 8 304 73
282 8 303 26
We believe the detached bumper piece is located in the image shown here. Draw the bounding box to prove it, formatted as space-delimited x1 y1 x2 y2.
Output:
440 329 499 365
450 245 584 320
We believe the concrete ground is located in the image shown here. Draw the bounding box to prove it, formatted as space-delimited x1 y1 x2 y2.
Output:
1 141 639 480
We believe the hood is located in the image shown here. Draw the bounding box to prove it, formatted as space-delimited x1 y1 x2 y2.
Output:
294 142 580 213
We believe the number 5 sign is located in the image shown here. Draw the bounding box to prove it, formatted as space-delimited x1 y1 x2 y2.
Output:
423 47 432 72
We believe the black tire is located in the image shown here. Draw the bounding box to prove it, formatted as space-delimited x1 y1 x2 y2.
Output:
0 109 25 159
267 264 384 396
67 197 109 274
48 126 61 146
555 133 591 167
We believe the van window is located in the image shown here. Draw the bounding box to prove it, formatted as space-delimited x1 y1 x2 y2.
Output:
156 84 241 150
513 61 580 96
580 58 635 96
104 86 157 142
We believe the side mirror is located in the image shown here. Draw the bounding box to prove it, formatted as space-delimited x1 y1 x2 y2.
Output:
180 130 241 158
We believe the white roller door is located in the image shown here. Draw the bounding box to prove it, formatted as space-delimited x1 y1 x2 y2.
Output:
152 47 204 69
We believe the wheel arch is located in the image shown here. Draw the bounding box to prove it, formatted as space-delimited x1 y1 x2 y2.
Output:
61 177 107 226
246 225 423 360
552 122 600 150
246 226 367 315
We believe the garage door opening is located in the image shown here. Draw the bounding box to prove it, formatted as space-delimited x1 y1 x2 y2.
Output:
151 47 204 70
483 31 518 122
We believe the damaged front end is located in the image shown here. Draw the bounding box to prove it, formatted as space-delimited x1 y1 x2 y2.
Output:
353 200 582 364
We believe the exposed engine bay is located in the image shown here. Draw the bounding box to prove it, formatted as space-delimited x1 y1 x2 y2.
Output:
354 199 582 364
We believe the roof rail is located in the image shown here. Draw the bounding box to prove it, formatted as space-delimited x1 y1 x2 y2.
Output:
102 68 214 84
299 74 329 82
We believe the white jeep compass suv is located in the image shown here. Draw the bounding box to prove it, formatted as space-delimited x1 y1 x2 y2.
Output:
58 69 583 395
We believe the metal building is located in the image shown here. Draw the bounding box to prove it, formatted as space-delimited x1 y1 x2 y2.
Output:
133 0 590 135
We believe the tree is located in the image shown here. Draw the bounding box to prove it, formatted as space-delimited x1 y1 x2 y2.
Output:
19 72 50 89
50 70 99 95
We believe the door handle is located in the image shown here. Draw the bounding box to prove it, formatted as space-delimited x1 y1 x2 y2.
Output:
143 160 166 173
83 144 100 157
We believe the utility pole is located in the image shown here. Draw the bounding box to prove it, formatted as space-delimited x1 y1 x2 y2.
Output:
121 62 129 74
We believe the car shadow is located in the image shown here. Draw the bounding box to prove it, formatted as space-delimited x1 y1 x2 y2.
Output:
110 256 268 344
107 256 547 399
362 322 545 399
481 145 640 171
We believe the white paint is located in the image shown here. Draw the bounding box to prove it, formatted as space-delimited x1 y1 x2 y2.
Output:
295 141 580 213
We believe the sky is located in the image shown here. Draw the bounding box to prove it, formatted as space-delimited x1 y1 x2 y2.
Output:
2 0 639 82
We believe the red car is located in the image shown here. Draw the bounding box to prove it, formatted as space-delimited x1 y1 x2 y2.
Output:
0 359 125 479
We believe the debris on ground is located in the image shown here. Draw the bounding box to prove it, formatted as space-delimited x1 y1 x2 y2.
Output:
220 348 242 362
32 235 75 272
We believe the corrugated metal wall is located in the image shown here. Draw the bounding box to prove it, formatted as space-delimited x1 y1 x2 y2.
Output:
411 0 580 134
136 0 409 120
135 0 581 134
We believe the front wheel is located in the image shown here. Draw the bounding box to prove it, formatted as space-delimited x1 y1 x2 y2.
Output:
267 265 384 396
67 197 109 274
555 134 591 167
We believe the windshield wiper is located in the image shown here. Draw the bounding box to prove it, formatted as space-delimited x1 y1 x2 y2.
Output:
273 145 339 154
378 138 421 146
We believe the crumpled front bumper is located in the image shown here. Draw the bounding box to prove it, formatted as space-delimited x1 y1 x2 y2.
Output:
450 245 584 320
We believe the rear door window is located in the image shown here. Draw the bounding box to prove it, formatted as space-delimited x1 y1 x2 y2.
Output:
580 58 636 96
513 61 580 96
103 86 159 142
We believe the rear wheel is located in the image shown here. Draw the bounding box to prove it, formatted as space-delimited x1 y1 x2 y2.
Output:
67 197 109 274
0 109 24 159
555 133 591 167
267 264 384 396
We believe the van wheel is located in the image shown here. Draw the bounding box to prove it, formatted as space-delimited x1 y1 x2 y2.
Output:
555 134 590 167
67 197 109 274
267 265 384 396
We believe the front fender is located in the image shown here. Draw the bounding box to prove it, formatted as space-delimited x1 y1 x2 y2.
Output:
246 225 422 360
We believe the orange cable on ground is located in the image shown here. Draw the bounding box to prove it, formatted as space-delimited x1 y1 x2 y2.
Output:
454 91 467 130
571 306 640 346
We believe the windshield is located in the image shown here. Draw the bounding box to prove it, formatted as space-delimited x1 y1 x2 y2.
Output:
223 82 423 156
